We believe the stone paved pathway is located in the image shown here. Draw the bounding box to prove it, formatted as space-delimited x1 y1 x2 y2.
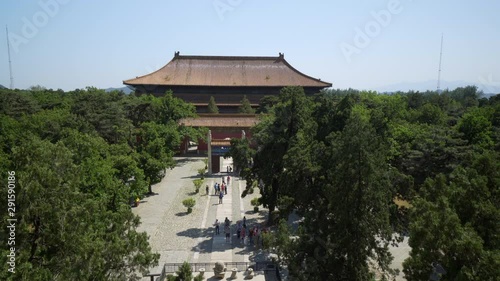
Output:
133 156 268 279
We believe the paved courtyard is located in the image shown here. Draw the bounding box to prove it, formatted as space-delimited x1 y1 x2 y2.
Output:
133 156 271 280
133 156 410 281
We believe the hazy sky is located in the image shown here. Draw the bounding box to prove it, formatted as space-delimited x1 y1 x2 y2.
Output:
1 0 499 92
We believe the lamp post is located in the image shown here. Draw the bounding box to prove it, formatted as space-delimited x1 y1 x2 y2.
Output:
126 176 138 207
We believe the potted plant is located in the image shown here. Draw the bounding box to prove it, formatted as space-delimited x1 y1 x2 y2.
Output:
197 168 206 179
193 179 204 194
182 198 196 214
251 197 261 213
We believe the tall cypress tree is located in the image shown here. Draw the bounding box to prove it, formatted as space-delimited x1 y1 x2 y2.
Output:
248 86 314 224
207 96 219 113
263 104 396 281
238 95 255 114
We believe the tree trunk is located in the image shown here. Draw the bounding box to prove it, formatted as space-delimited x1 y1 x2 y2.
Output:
29 216 41 262
267 178 279 225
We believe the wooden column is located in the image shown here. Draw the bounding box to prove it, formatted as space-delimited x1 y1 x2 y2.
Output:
207 130 212 174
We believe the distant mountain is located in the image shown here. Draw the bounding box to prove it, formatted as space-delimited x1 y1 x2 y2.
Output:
481 93 498 99
104 86 134 94
0 84 7 89
374 80 500 95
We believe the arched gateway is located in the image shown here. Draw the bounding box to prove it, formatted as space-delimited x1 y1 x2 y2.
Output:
124 52 331 173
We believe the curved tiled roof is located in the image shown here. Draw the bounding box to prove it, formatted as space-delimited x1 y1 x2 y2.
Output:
124 52 331 88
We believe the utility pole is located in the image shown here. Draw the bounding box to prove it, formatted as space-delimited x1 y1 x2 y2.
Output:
6 25 14 89
437 33 443 93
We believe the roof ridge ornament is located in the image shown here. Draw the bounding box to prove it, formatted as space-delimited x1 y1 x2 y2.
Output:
174 51 180 58
278 52 284 59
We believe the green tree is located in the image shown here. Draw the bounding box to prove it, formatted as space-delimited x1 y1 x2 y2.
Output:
403 154 500 280
261 104 397 281
70 87 132 144
238 95 255 114
417 103 446 125
449 85 480 108
295 105 394 281
109 142 149 199
457 107 493 148
262 219 295 265
122 94 162 126
0 89 40 118
249 86 315 223
388 122 469 188
135 122 180 194
256 95 279 114
207 96 219 113
176 261 193 281
225 137 254 177
0 136 159 280
157 91 197 123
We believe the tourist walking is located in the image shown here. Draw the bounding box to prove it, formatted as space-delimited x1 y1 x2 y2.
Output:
253 226 260 247
261 227 268 246
236 221 242 239
240 226 246 243
206 184 209 195
219 191 224 204
224 225 230 242
249 227 254 244
214 219 220 235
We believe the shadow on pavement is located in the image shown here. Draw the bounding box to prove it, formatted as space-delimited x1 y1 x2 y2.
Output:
175 216 270 256
144 192 159 197
181 175 203 179
174 157 204 167
175 212 190 217
177 227 213 239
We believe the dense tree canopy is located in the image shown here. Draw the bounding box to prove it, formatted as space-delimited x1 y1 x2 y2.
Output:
229 86 499 280
0 88 201 280
1 84 498 280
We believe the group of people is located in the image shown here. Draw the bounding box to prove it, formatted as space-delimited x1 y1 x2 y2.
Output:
213 217 232 242
210 176 231 204
213 216 267 247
